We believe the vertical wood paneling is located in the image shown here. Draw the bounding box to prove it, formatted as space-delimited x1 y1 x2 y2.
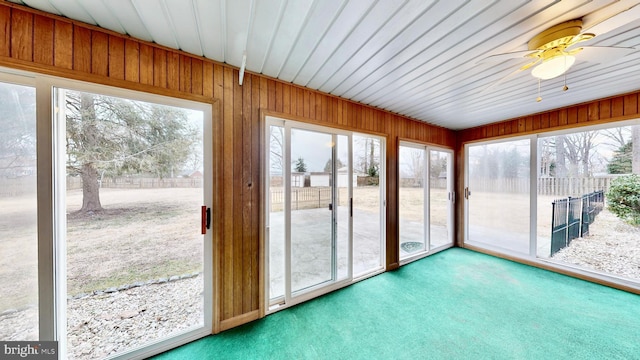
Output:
33 15 53 66
241 74 253 314
73 26 91 73
0 7 10 57
10 10 32 61
577 105 588 123
232 69 244 317
459 91 640 143
283 84 290 114
203 61 214 98
531 115 540 131
192 58 203 96
309 92 316 120
611 97 624 117
600 100 611 119
167 52 179 91
587 102 599 122
91 31 108 76
108 36 125 80
624 94 638 115
303 90 310 118
250 74 261 312
221 66 234 320
275 82 283 113
213 64 224 99
180 55 192 93
139 43 153 85
541 113 549 129
125 40 139 83
54 21 72 69
567 107 577 124
153 48 167 88
267 80 276 111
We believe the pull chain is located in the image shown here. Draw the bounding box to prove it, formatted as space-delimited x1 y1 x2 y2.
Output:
536 78 542 102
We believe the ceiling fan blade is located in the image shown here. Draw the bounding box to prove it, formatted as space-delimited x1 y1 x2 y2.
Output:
477 50 539 64
582 3 640 36
519 58 541 71
478 65 528 95
578 46 636 64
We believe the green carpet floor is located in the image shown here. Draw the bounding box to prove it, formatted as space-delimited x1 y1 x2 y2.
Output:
153 248 640 359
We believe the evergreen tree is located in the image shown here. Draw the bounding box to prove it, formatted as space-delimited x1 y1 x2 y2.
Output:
294 156 307 173
608 141 633 174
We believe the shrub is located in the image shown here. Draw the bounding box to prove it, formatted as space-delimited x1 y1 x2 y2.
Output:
607 174 640 226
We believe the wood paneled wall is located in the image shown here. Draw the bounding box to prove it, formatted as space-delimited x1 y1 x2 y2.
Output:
454 91 640 247
0 3 455 331
458 91 640 143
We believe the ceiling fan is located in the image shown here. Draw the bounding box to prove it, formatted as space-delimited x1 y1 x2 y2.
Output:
481 6 640 101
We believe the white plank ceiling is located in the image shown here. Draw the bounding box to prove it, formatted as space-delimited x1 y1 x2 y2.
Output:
10 0 640 130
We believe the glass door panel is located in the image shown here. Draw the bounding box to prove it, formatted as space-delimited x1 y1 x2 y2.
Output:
336 134 350 281
267 125 285 301
290 128 334 293
467 140 530 254
399 145 426 258
352 135 383 275
60 89 207 359
429 150 453 249
0 81 38 341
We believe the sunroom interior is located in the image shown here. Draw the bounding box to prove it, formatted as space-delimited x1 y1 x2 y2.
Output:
1 1 640 359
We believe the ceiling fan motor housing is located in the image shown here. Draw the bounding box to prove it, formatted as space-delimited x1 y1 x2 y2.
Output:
528 19 584 50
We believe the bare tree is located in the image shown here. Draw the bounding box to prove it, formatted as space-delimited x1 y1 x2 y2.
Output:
270 126 284 172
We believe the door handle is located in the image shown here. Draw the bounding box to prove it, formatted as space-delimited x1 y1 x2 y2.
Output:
201 206 211 234
328 203 333 211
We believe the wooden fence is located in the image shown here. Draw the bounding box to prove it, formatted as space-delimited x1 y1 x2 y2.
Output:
0 177 36 197
67 177 202 190
471 176 622 197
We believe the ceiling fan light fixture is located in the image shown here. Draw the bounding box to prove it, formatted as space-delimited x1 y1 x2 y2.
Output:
531 55 576 80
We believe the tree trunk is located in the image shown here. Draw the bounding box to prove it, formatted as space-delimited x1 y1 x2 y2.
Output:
79 162 103 212
633 125 640 174
555 136 568 177
78 93 103 212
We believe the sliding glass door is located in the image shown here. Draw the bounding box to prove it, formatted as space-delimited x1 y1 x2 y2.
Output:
0 68 213 359
465 139 531 254
57 87 212 359
399 142 454 262
266 118 384 311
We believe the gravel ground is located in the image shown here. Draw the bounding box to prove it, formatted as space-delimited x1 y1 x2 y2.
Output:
553 208 640 280
0 275 204 360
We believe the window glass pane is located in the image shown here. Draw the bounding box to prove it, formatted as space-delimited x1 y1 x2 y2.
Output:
399 145 426 258
60 89 205 359
430 150 452 249
352 135 382 276
268 125 285 301
0 82 38 341
290 128 333 293
537 126 640 284
468 139 530 254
